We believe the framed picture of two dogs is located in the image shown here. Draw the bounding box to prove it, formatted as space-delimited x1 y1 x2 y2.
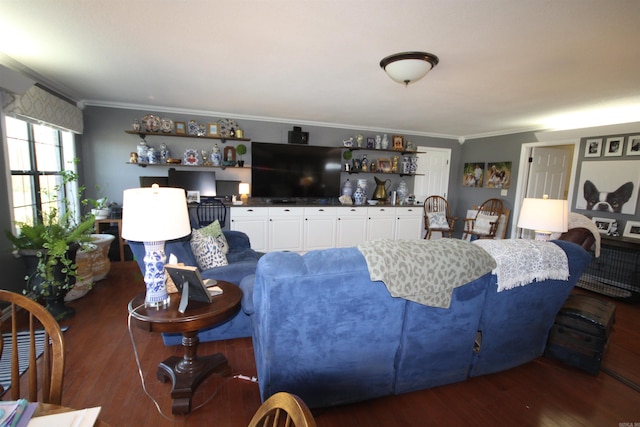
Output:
462 161 512 189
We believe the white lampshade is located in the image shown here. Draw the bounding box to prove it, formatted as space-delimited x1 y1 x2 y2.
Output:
517 195 569 240
380 52 439 86
121 185 191 242
239 182 250 196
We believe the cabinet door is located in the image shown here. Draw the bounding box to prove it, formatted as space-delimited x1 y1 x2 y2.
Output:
230 207 269 252
395 207 424 240
336 207 367 247
304 207 337 251
268 208 304 252
366 207 396 241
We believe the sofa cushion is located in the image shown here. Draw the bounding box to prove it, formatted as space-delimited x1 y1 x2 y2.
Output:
474 213 498 234
190 229 228 270
427 211 449 229
197 220 229 254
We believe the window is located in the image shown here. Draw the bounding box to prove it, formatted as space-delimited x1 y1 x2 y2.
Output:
5 116 78 229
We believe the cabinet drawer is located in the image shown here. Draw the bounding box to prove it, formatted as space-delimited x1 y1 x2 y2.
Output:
231 207 268 218
367 206 395 217
337 207 366 218
303 207 337 218
396 206 422 218
268 207 304 217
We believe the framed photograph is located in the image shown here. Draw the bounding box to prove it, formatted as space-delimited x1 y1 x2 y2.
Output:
207 122 220 137
604 137 624 157
175 121 186 135
485 161 512 189
623 220 640 240
183 148 200 165
584 138 602 157
575 160 640 215
186 190 200 204
392 135 405 151
377 158 392 173
592 217 615 234
626 135 640 156
366 137 375 149
462 162 484 187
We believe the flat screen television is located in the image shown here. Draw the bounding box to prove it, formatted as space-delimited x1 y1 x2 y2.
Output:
251 142 342 200
168 169 217 198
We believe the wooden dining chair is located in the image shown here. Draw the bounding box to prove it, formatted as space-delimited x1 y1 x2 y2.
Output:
463 198 505 240
196 198 227 228
0 290 65 405
423 195 457 239
248 392 317 427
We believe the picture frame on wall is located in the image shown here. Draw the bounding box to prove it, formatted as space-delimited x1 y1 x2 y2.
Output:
485 161 511 189
462 162 484 187
575 160 640 215
626 135 640 156
604 136 624 157
623 220 640 239
584 138 602 157
175 121 186 135
592 217 615 234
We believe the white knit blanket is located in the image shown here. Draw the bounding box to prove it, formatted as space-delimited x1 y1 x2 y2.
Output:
472 239 569 292
357 239 496 308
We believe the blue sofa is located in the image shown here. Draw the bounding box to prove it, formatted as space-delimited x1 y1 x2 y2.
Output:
243 239 591 408
129 230 261 344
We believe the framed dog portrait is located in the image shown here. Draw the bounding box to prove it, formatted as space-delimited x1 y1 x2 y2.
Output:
584 138 602 157
575 160 640 215
604 137 624 157
592 217 614 234
623 220 640 240
626 135 640 156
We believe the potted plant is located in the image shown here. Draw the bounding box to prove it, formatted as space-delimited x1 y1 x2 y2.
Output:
5 163 95 320
236 143 247 167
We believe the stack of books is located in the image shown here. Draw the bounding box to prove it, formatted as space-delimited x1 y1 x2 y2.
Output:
0 400 37 427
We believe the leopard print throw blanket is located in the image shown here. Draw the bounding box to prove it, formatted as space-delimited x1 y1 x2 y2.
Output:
357 239 496 308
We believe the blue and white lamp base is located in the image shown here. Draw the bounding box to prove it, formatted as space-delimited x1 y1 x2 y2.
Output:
143 241 171 309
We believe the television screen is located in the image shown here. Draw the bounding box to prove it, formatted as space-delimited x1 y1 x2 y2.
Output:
168 169 217 198
251 142 342 199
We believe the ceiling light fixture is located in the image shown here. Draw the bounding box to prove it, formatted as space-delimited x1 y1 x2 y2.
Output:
380 51 439 86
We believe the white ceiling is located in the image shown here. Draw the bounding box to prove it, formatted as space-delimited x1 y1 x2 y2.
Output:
1 0 640 140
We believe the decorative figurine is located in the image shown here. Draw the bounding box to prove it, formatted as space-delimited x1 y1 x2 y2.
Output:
130 152 138 163
375 135 382 150
132 118 140 132
382 134 389 150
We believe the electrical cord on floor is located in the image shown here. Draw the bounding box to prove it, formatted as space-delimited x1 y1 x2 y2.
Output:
601 366 640 393
127 307 243 420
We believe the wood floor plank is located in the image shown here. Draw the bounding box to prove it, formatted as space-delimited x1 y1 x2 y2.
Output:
10 261 638 426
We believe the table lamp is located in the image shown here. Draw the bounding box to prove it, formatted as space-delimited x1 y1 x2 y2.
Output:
122 184 191 308
517 194 568 241
239 182 250 204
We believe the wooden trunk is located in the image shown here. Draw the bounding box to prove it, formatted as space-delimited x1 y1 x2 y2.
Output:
545 294 616 374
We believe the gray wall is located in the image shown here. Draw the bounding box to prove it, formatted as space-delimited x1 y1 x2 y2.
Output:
453 131 537 237
79 106 461 207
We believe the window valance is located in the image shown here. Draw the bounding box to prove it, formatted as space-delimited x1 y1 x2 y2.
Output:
2 85 83 134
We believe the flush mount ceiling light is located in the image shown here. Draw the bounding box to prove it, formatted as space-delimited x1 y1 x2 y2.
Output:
379 51 439 86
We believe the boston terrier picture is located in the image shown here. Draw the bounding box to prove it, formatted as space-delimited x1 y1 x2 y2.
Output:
583 180 634 213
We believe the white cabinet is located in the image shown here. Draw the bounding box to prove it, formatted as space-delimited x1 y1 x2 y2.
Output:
336 207 367 247
230 205 423 252
366 206 396 241
304 207 337 251
230 207 269 253
268 207 304 252
395 206 424 240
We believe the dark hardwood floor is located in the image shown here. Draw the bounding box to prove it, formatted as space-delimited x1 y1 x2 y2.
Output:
44 262 640 425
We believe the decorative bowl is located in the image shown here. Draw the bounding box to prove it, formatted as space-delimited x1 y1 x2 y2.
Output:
367 200 378 205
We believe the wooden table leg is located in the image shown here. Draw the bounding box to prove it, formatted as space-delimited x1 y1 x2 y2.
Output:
156 331 232 414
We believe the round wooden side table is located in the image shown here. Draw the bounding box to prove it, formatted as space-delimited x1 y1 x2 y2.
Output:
128 280 242 414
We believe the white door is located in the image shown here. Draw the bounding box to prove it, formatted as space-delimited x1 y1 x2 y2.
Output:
525 145 573 200
414 148 451 201
514 143 576 238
